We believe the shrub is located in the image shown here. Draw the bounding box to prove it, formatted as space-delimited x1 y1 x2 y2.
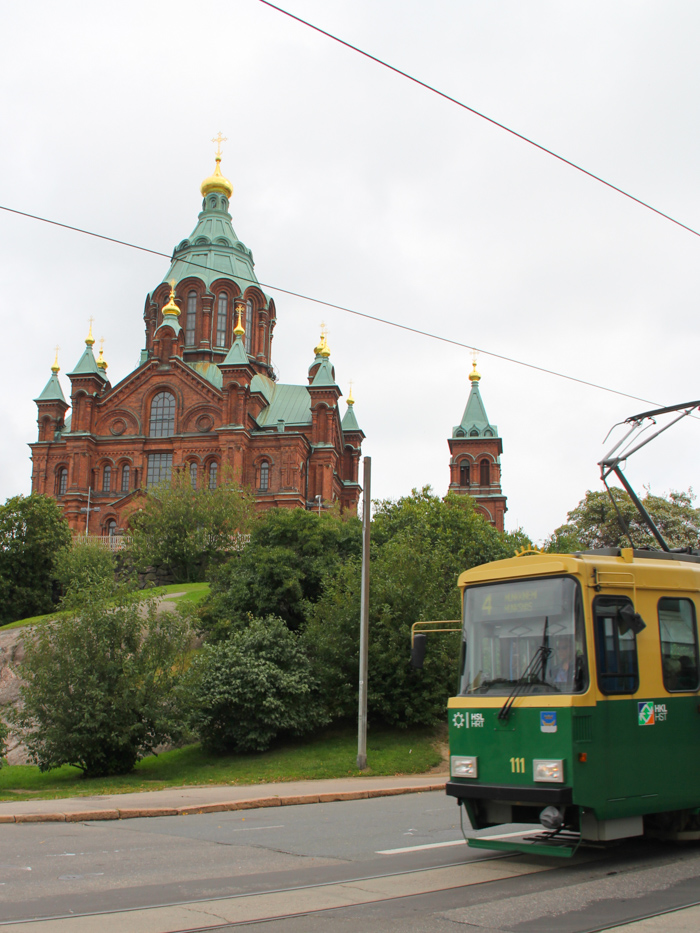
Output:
188 615 328 753
54 540 117 603
12 584 192 777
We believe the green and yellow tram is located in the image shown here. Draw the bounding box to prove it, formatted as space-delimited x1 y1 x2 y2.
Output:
441 547 700 855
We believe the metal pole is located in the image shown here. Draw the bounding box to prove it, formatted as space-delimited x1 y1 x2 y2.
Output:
85 486 91 536
357 456 371 770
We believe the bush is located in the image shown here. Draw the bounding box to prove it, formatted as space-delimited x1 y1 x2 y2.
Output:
0 494 72 625
12 584 192 777
188 615 328 753
54 540 117 603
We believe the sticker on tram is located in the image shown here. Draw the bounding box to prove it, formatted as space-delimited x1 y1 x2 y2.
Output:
452 712 467 729
540 711 557 733
638 701 655 725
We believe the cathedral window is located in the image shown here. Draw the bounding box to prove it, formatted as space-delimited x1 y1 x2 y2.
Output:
147 453 172 486
460 461 470 487
216 293 228 346
480 459 490 486
103 465 112 492
185 291 197 346
107 519 117 538
121 464 130 493
259 460 269 492
208 461 218 490
150 391 176 437
245 299 253 354
190 462 198 489
57 467 68 496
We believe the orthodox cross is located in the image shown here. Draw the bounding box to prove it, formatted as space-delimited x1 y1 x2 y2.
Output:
212 132 228 157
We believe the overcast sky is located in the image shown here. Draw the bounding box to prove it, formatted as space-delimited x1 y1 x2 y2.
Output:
1 1 698 542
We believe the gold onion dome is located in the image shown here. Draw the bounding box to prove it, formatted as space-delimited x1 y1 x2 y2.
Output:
97 339 108 371
163 282 180 317
201 156 233 199
233 301 245 337
51 348 60 374
314 332 331 358
85 320 95 347
347 383 355 405
468 360 481 382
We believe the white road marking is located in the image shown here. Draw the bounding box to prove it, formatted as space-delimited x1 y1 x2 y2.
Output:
227 825 285 833
377 839 466 854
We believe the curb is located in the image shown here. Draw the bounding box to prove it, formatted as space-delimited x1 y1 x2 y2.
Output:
1 782 447 824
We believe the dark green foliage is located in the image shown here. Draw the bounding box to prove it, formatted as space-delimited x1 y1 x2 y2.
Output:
202 506 362 637
0 719 6 767
305 488 529 727
545 488 700 552
0 494 72 625
127 473 254 583
54 540 117 604
12 585 192 777
188 615 328 753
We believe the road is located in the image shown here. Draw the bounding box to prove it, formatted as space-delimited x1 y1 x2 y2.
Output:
0 791 699 931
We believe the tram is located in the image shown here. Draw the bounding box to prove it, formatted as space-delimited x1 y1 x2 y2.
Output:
416 400 700 856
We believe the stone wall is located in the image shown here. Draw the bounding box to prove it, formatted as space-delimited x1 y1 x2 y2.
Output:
0 626 29 764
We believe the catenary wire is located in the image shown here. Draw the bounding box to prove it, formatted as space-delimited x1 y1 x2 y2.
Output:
256 0 700 241
0 203 660 407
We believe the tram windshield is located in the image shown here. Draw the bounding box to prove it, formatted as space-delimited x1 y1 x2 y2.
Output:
459 576 586 696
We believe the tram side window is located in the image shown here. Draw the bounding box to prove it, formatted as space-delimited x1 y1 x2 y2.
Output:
593 596 640 695
659 598 700 692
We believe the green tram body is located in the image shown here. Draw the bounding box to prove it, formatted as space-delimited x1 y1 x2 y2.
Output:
445 548 700 857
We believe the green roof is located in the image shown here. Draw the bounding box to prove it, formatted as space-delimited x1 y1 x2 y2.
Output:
68 345 105 379
222 336 249 366
311 359 336 387
188 361 223 389
35 371 67 404
158 190 269 302
341 402 361 432
255 382 313 427
453 381 498 438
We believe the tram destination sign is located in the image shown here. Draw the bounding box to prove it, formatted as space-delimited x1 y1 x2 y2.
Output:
472 578 566 623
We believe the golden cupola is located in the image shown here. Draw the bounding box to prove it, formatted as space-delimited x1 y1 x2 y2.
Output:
201 133 233 199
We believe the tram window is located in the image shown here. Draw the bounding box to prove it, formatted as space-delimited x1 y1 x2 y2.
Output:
658 597 700 692
593 596 639 695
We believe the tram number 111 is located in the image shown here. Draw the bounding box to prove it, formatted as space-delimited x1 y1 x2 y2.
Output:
510 757 525 773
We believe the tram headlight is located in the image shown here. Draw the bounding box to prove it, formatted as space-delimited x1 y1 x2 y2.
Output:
451 755 478 778
533 759 564 783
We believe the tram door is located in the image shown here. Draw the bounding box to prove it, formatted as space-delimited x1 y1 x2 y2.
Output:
592 594 653 801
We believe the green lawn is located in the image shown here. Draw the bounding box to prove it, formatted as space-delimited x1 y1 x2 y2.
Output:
0 583 211 631
0 726 444 802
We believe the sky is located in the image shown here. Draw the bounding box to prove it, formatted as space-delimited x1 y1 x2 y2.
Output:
1 0 699 543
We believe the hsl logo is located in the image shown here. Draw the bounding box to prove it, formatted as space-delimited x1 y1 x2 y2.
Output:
638 701 655 726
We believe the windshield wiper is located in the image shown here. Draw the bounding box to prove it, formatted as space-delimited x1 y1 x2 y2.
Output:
498 617 551 721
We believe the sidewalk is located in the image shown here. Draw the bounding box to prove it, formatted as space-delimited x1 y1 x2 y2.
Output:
0 773 448 824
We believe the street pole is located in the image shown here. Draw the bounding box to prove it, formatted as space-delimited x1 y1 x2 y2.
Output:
357 456 371 770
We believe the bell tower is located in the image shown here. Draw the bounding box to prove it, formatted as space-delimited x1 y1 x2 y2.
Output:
448 361 507 531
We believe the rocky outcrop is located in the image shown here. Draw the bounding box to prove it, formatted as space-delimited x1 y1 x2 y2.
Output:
0 626 29 764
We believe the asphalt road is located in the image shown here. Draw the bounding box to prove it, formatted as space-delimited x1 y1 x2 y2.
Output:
1 791 699 931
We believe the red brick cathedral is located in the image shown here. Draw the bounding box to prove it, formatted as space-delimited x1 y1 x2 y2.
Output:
30 151 364 535
448 361 507 531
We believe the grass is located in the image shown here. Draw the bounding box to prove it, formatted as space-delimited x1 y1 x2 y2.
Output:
0 583 211 632
0 725 444 802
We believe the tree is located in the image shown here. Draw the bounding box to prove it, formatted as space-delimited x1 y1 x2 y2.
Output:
545 488 700 552
13 584 192 776
53 539 117 602
304 488 530 727
201 506 362 637
188 615 328 753
127 472 254 583
0 494 72 626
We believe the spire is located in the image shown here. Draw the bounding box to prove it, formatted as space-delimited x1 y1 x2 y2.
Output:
155 280 182 336
69 333 104 378
51 346 60 374
200 132 234 198
96 338 108 373
35 353 67 403
453 359 497 438
85 317 95 347
233 298 245 337
222 299 249 365
342 382 361 433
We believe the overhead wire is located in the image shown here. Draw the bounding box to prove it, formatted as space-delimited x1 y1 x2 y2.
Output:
0 202 658 407
257 0 700 241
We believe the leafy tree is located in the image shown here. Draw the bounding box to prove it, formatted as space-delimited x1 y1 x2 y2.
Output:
12 584 192 777
305 488 529 727
188 615 328 753
545 488 700 552
0 494 72 626
202 506 362 637
127 472 254 583
54 539 117 602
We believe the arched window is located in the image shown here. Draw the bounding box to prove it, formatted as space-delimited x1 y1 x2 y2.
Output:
57 468 68 496
459 461 470 487
185 291 197 346
216 293 227 346
245 299 253 354
208 461 218 490
107 519 117 538
103 465 112 492
259 460 269 492
190 462 198 489
149 391 176 437
480 459 490 486
121 464 130 493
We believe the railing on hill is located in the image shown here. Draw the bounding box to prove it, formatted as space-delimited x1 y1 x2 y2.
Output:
77 535 132 551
